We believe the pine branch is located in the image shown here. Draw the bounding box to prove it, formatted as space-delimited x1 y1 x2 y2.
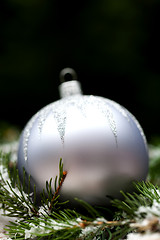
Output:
112 181 160 239
1 143 160 239
5 209 122 240
49 158 67 210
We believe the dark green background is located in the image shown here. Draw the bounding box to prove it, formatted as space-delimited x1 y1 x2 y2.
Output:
0 0 160 141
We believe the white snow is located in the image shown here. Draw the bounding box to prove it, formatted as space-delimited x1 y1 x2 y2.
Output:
79 217 107 238
0 208 16 240
127 232 160 240
127 194 160 240
135 199 160 219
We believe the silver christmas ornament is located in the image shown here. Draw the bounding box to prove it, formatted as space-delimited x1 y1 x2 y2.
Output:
18 68 149 206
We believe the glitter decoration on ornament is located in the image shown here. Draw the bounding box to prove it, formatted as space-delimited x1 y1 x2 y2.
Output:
38 105 51 135
127 110 148 148
106 98 148 147
52 100 67 144
106 99 130 121
23 95 119 162
90 96 118 146
23 113 39 161
52 95 118 146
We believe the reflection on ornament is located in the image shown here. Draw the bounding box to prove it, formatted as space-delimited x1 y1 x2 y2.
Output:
18 68 149 206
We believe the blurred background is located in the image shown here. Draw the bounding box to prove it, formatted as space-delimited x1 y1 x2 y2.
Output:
0 0 160 142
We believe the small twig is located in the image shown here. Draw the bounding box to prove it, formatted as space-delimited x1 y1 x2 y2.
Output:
79 220 120 229
31 207 39 216
49 170 67 210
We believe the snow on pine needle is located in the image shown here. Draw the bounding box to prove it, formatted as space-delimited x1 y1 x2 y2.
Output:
112 182 160 240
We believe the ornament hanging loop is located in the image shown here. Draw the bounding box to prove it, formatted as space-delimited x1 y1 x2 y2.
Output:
59 68 82 99
59 68 78 83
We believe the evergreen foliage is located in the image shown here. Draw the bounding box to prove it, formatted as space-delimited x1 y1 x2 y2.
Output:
1 142 160 239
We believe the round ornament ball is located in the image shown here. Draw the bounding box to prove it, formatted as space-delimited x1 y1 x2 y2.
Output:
17 68 149 206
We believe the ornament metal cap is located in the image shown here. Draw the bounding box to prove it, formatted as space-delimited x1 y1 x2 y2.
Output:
59 68 82 98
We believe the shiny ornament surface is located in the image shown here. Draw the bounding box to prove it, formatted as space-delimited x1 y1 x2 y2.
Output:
18 70 149 206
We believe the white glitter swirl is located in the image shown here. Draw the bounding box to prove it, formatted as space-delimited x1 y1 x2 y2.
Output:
52 101 67 144
127 110 148 150
61 95 118 146
38 105 51 135
23 113 38 161
89 96 118 146
106 98 147 150
106 99 130 121
23 95 120 161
